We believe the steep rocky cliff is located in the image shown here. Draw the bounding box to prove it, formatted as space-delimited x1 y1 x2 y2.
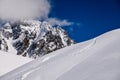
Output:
0 20 75 58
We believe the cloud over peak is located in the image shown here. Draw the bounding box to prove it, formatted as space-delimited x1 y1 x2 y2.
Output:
0 0 76 27
0 0 50 21
47 18 74 26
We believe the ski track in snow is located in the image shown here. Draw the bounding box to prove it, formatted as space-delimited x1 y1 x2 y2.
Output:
0 29 120 80
0 37 96 80
21 38 97 80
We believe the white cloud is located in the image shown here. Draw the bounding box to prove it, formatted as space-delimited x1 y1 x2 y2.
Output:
0 0 50 21
47 18 74 26
0 0 77 27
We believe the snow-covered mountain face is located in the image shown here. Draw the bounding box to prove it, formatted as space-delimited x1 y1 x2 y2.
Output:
0 20 75 58
1 29 120 80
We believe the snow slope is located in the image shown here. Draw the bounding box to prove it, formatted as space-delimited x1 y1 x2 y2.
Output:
0 29 120 80
0 51 32 76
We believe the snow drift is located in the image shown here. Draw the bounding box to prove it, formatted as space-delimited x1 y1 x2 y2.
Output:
0 28 120 80
0 51 32 76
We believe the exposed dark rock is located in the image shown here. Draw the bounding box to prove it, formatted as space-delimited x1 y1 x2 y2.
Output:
0 20 75 59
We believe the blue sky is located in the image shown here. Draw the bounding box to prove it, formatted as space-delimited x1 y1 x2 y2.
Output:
0 0 120 43
49 0 120 42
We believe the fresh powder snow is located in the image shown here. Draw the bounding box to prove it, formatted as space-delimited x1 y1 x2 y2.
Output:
0 51 32 76
0 29 120 80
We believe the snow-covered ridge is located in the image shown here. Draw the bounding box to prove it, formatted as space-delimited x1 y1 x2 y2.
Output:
0 20 75 58
1 28 120 80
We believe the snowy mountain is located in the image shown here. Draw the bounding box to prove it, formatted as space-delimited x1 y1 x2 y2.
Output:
0 28 120 80
0 20 75 58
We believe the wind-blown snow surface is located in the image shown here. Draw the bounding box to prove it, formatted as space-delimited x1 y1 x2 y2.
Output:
0 51 32 76
0 29 120 80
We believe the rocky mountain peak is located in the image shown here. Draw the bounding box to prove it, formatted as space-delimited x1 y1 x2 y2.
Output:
0 20 75 59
